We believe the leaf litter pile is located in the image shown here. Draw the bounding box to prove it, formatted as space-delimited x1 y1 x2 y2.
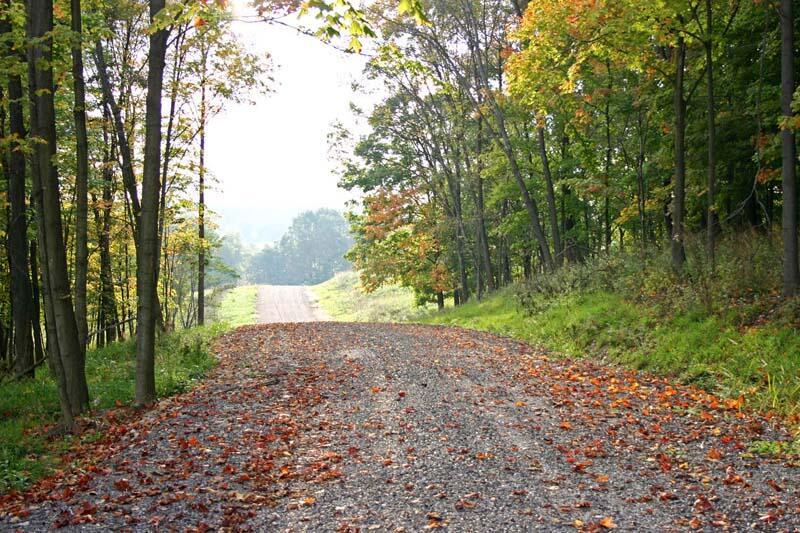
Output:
1 323 798 531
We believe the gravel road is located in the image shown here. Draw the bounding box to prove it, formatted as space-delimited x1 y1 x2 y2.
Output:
1 323 798 532
256 285 327 323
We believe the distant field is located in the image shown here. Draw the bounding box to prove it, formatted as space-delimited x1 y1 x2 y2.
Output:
311 272 436 322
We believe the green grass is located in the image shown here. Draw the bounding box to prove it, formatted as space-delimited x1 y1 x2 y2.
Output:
213 285 259 327
0 324 225 492
311 271 437 322
423 288 800 419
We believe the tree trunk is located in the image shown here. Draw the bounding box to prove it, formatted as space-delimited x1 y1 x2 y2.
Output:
93 39 141 226
1 4 35 378
523 250 532 280
671 36 687 274
635 110 648 256
705 0 717 270
26 0 79 427
30 240 45 365
474 175 494 290
28 0 89 416
135 0 169 406
604 61 613 253
158 25 187 328
98 113 118 345
537 126 562 264
492 108 553 270
70 0 89 352
474 120 494 291
197 65 207 326
780 0 798 296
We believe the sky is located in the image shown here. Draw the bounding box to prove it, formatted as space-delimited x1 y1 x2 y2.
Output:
204 1 376 248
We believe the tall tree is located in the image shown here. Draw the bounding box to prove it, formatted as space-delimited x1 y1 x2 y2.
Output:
780 0 798 296
671 35 688 274
1 0 35 378
196 36 208 326
134 0 169 406
27 0 88 420
70 0 89 351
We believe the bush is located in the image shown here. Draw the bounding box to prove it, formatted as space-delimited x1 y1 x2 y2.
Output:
519 232 786 324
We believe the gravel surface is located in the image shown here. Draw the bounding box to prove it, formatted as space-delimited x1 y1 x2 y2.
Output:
1 323 798 531
256 286 328 323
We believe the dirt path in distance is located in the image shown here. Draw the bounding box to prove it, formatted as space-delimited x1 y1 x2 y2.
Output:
256 285 328 323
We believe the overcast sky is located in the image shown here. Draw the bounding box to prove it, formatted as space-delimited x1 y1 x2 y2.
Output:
204 0 375 248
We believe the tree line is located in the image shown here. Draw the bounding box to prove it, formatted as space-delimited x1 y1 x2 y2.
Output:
248 208 353 286
340 0 799 309
0 0 269 428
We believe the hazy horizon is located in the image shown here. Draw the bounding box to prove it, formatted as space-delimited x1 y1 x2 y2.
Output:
205 0 377 247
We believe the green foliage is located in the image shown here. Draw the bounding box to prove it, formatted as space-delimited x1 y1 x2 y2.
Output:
252 0 427 52
0 325 223 492
749 438 800 457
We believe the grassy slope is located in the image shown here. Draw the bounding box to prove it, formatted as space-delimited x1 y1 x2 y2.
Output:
213 285 259 327
312 272 436 322
424 289 800 418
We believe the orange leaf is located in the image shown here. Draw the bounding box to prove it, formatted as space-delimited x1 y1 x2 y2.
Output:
598 516 617 529
706 448 723 461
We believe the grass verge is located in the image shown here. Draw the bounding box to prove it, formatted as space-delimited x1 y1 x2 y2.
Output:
423 288 800 421
213 285 259 327
312 271 436 322
0 323 225 492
